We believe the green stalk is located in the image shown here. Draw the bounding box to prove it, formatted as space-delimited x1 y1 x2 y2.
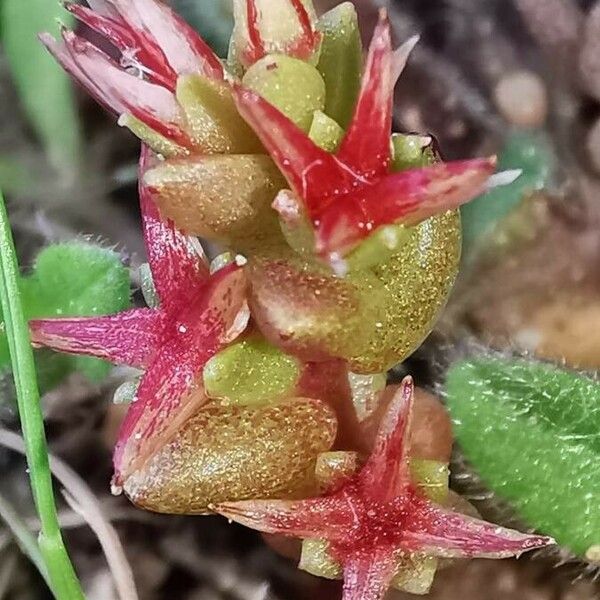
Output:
0 190 84 599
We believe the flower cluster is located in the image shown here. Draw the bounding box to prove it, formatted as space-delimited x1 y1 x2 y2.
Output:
34 1 553 598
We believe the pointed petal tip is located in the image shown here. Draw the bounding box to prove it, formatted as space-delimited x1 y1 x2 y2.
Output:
377 6 389 22
38 32 56 46
392 34 420 83
213 500 271 528
487 168 522 189
400 374 414 391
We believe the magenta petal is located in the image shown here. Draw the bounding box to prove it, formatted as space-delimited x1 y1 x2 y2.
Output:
315 157 497 257
342 551 397 600
405 501 555 559
216 496 356 540
64 2 178 90
391 35 420 87
232 84 355 216
336 12 393 180
65 4 137 54
114 264 248 481
139 147 209 310
360 377 414 502
127 0 224 80
113 329 211 482
42 29 183 130
29 308 164 369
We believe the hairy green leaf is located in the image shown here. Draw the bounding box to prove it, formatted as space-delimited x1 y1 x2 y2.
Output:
0 242 131 388
447 356 600 556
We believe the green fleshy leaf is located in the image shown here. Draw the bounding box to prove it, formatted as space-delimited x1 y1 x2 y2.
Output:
243 54 326 131
446 356 600 557
203 334 301 406
309 110 344 152
345 224 410 273
460 130 555 256
119 114 187 158
0 242 131 390
2 0 81 176
316 2 362 129
391 134 437 171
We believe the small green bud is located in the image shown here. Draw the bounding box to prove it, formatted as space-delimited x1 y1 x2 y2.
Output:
243 54 326 131
308 110 344 152
203 334 301 406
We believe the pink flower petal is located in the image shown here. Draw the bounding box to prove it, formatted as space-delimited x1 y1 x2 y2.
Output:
41 28 185 138
405 500 555 558
86 0 120 18
139 147 209 311
128 0 224 80
342 550 397 600
92 0 223 80
215 496 356 540
114 264 248 481
315 157 497 257
113 330 211 482
391 35 420 87
64 2 178 90
232 84 355 215
360 377 414 502
336 12 393 180
29 308 164 368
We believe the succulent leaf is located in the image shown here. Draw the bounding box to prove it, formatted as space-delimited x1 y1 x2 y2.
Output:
175 74 263 154
124 397 337 513
243 54 326 131
308 110 344 152
203 333 302 405
316 2 362 129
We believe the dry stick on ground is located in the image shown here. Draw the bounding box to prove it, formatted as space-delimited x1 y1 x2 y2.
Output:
0 428 138 600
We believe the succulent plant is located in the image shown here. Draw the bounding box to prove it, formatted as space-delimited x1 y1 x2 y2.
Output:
28 0 556 598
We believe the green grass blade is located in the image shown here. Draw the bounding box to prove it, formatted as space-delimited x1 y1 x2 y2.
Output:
0 189 84 599
1 0 82 178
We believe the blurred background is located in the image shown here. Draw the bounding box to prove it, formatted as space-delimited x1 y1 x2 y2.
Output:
1 0 600 598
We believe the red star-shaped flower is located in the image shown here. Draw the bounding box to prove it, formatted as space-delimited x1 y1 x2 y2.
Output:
29 147 249 486
232 11 499 263
39 0 224 149
216 377 554 600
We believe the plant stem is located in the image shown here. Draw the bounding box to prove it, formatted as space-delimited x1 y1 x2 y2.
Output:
0 190 84 599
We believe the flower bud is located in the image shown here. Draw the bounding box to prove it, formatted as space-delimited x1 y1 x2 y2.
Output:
230 0 321 70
